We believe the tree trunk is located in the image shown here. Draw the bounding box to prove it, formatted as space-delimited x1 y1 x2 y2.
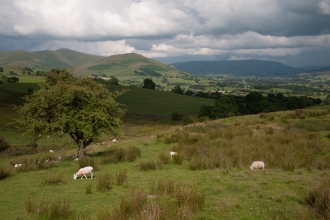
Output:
78 142 86 158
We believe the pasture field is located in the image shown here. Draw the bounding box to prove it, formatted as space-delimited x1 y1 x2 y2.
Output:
1 109 330 219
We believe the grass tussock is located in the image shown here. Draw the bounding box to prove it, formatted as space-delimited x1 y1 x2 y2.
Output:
86 183 92 195
139 160 162 170
305 177 330 219
101 146 141 164
9 153 59 172
78 157 98 170
115 169 128 186
42 173 67 185
25 196 75 219
96 173 112 192
97 181 205 220
0 165 13 180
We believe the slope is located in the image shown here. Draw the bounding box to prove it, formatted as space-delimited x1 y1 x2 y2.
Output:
171 60 306 76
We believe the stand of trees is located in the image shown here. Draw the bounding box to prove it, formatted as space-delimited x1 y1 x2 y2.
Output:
199 91 322 119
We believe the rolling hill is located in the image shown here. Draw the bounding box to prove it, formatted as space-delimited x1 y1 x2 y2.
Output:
170 60 307 76
0 49 196 90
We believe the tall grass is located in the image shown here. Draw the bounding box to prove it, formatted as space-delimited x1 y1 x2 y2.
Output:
96 173 112 192
25 196 75 219
97 181 205 220
42 173 67 185
0 165 13 180
162 111 330 171
305 177 330 219
100 146 140 164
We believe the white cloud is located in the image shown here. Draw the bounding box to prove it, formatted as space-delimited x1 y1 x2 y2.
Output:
0 0 329 66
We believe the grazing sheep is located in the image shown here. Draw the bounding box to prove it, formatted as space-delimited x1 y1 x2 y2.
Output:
73 166 94 180
249 161 265 170
170 151 178 158
49 150 54 153
14 164 22 168
112 138 117 142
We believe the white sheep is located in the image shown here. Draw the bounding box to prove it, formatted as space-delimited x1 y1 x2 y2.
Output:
170 151 178 158
49 150 54 153
249 161 265 170
73 166 94 180
112 138 117 142
14 164 22 168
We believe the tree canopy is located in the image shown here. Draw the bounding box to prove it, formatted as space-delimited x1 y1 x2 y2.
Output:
15 69 126 158
142 78 156 89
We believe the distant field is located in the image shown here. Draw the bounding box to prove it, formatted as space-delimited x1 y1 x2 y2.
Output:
18 76 44 83
0 83 39 93
110 86 215 116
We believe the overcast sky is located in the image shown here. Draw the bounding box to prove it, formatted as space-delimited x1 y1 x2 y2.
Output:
1 0 330 67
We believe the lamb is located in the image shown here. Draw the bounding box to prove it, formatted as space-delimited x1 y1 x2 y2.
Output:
73 166 94 180
249 161 265 170
170 151 178 158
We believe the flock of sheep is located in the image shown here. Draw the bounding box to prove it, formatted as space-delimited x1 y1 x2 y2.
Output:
71 151 265 180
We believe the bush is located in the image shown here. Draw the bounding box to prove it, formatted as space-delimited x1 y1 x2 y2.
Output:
0 135 10 152
172 154 184 165
171 112 183 121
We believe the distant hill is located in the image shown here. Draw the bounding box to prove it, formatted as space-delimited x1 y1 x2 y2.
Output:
0 49 195 90
170 60 307 76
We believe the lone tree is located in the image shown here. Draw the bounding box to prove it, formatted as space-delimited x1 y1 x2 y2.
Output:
15 69 125 158
142 78 156 89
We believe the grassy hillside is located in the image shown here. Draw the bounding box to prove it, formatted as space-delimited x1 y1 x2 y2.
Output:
0 49 103 71
1 109 330 219
171 60 306 76
0 49 205 91
110 86 215 116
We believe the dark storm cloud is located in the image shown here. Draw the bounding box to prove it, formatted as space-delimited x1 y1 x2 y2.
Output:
0 0 329 66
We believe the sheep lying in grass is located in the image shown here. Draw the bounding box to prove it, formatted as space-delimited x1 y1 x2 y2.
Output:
49 150 54 153
14 164 23 168
249 161 265 170
73 166 94 180
170 151 178 158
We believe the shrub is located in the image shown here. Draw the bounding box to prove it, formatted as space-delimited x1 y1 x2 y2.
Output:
171 112 183 121
183 116 194 125
0 135 10 152
96 173 112 192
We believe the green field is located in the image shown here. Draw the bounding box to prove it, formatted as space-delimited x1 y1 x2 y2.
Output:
2 78 330 219
1 110 330 219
